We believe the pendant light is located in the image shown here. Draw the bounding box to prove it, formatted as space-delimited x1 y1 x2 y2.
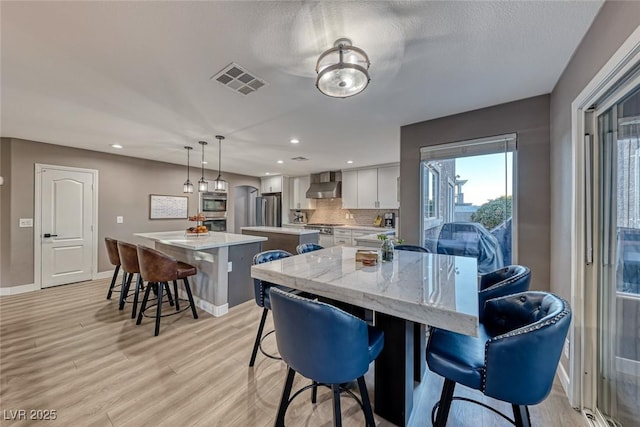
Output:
198 141 208 192
183 146 194 193
212 135 228 192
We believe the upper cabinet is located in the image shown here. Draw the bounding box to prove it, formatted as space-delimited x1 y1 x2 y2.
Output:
377 165 400 209
341 164 399 209
289 176 316 210
261 175 284 194
341 170 359 209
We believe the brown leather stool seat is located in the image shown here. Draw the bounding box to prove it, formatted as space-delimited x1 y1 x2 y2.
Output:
136 245 198 336
105 237 126 300
117 241 174 319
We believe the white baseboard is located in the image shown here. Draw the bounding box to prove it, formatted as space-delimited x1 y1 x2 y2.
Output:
94 270 115 280
176 289 228 317
0 283 39 296
558 362 571 397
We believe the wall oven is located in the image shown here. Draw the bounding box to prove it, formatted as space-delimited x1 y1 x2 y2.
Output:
203 218 227 232
200 191 227 214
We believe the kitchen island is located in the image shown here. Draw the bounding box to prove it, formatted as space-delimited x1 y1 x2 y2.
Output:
134 231 267 316
240 226 319 254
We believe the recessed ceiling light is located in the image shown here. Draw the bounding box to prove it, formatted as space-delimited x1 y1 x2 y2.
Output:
290 139 300 144
201 161 208 165
347 160 353 164
277 160 284 164
111 144 123 149
265 172 271 175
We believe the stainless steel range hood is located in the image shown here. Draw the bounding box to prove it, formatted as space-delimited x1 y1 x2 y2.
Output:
306 171 342 199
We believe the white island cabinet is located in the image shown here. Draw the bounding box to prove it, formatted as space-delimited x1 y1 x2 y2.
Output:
135 231 267 317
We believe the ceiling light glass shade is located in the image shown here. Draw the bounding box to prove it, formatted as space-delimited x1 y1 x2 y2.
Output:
198 177 208 192
212 177 228 192
316 38 370 98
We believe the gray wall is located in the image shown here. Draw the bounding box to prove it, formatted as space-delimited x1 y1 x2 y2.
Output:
400 95 550 291
550 0 640 304
0 138 260 287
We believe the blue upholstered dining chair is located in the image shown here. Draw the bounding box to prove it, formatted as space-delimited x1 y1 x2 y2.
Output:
269 288 384 427
477 265 531 322
249 250 294 367
395 244 430 253
427 291 571 427
296 243 324 254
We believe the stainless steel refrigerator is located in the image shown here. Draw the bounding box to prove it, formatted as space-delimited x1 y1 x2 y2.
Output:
255 193 282 227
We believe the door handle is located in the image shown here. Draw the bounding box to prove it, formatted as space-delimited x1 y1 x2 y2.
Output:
43 233 58 238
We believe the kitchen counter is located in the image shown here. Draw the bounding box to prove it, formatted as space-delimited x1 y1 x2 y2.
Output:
335 225 396 232
135 231 267 317
241 226 319 254
135 231 267 250
354 231 396 248
240 226 319 235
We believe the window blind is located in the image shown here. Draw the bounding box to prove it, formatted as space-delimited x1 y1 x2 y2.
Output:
420 133 517 161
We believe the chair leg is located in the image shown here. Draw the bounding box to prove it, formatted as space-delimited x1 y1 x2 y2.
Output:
154 281 164 336
513 405 531 427
165 283 174 307
173 280 180 311
434 378 456 427
274 367 296 427
357 376 375 427
136 281 153 325
311 381 318 404
183 278 198 319
106 265 120 299
131 274 143 319
119 272 133 310
331 383 342 427
249 308 269 367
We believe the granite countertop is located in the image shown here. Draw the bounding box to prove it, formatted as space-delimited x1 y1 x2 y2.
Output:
134 231 267 250
335 225 395 232
251 245 479 336
241 226 319 235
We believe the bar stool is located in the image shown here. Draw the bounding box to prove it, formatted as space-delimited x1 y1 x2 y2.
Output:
117 241 171 319
105 237 126 300
136 245 198 336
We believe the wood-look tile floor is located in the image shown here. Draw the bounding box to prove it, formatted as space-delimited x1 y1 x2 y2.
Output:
0 278 586 426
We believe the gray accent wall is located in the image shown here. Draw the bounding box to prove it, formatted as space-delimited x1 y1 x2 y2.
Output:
0 137 260 288
550 1 640 304
400 95 550 291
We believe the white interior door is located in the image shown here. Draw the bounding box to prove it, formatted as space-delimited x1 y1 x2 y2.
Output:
40 167 94 288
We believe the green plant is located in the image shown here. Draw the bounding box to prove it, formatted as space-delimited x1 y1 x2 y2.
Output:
470 195 512 229
377 234 389 241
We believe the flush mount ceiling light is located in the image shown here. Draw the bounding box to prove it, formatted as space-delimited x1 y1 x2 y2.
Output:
198 141 208 192
212 135 228 192
316 38 370 98
183 146 194 194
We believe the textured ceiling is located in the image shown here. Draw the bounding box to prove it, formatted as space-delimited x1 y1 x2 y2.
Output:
1 1 603 177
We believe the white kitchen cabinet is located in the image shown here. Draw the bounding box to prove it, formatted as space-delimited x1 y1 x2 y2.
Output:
261 175 283 194
289 176 316 210
357 168 378 209
342 165 399 209
341 170 358 209
333 229 351 246
350 229 374 246
377 165 400 209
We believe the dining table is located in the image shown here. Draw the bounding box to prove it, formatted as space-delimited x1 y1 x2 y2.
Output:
250 246 479 426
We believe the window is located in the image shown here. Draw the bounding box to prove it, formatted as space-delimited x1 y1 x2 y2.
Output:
420 134 516 269
422 163 439 220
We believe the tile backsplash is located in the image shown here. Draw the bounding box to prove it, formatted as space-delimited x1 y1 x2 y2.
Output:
289 198 398 227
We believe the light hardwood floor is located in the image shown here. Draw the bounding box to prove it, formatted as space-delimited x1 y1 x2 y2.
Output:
0 278 586 426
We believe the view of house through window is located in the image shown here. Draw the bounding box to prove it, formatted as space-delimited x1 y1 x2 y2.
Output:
420 135 515 273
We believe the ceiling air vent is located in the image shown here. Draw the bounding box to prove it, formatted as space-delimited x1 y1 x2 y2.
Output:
291 156 309 161
211 63 267 96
